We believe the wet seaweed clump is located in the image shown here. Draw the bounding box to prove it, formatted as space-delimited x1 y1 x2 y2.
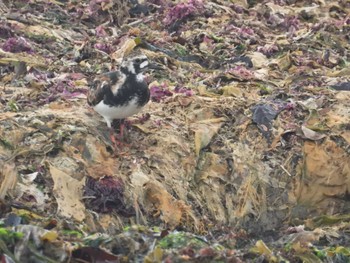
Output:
83 176 135 217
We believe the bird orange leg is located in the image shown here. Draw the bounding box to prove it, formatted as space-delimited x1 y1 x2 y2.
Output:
119 121 125 140
109 128 120 152
109 120 130 154
117 121 130 147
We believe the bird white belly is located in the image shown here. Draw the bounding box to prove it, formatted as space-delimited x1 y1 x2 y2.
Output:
93 98 142 122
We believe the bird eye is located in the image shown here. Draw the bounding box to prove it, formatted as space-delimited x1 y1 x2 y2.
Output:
135 58 141 63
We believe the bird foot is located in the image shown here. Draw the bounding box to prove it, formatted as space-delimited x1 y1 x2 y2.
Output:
109 131 130 156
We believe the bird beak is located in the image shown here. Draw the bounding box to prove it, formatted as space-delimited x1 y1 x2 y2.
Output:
148 62 163 70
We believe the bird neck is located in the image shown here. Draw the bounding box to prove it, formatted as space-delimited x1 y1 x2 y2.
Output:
121 66 143 77
120 66 132 75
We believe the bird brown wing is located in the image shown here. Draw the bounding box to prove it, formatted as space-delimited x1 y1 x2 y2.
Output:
87 71 125 106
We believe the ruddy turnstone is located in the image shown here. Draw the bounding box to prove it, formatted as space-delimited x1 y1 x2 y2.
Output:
87 53 151 149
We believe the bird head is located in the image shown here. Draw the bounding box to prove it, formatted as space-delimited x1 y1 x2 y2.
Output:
121 54 149 75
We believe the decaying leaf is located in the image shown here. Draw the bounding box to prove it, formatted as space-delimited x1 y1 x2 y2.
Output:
49 165 85 221
284 228 325 247
248 52 268 69
144 246 163 263
110 38 138 63
144 182 197 229
193 117 225 156
0 163 17 200
292 140 350 213
234 174 266 219
274 51 292 71
250 240 280 262
196 85 220 97
220 84 243 97
0 49 47 67
326 92 350 128
40 231 58 242
300 125 326 140
305 214 350 229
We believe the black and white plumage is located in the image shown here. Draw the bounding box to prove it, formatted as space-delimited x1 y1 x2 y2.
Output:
87 54 150 129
